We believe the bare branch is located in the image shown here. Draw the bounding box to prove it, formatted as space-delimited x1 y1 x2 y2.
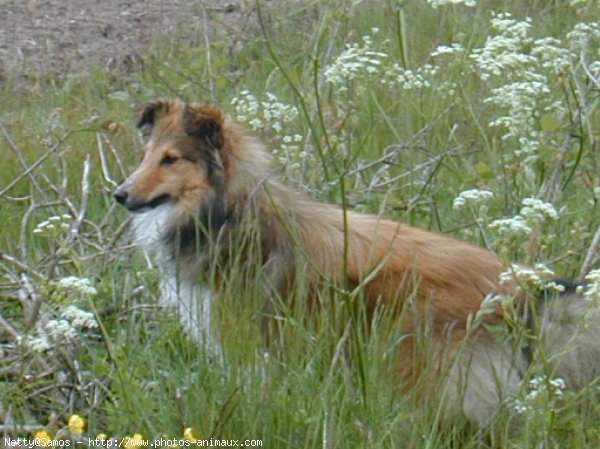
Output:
0 129 90 197
97 132 118 188
580 224 600 280
0 121 48 201
0 252 45 280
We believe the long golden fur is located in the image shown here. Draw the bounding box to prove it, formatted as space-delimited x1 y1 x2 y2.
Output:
114 98 600 425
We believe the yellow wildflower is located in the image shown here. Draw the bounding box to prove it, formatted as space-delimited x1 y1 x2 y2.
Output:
68 414 86 434
34 430 53 446
96 433 108 441
183 427 198 443
125 433 145 449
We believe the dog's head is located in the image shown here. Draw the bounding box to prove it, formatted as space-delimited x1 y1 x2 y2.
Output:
114 99 228 214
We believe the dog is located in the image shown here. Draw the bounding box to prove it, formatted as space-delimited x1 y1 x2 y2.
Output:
114 98 600 426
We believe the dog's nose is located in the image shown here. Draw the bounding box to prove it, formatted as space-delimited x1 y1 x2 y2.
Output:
113 188 129 205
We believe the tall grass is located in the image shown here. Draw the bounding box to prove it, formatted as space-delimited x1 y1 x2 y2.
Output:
1 0 599 447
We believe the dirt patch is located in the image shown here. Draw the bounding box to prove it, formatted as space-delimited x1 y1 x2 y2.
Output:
0 0 245 83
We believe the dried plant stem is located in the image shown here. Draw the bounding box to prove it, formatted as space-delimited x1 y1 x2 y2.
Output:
201 3 216 101
0 311 19 339
96 132 118 188
0 252 45 280
67 156 92 245
579 224 600 280
20 273 43 329
0 130 87 197
0 121 48 201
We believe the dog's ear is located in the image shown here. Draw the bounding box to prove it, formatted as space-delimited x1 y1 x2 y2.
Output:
136 100 170 136
183 105 225 151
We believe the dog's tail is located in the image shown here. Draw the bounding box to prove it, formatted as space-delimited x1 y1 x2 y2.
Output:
440 279 600 426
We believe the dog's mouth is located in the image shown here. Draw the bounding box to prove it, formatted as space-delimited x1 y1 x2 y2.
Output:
126 193 172 213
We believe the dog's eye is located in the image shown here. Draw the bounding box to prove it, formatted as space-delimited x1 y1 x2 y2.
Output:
160 155 179 166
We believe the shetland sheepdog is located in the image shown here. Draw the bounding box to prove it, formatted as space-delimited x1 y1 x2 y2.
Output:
114 98 600 425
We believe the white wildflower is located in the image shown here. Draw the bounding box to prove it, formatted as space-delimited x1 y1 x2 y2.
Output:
534 263 555 277
232 90 298 134
512 375 566 414
499 264 542 288
526 375 565 401
324 33 388 90
549 377 566 394
489 216 532 237
431 43 464 57
582 269 600 301
33 214 72 236
427 0 476 8
452 189 494 210
566 22 600 50
470 13 535 80
531 37 570 74
520 198 559 223
512 399 532 414
469 12 574 165
46 319 78 341
61 305 98 329
544 281 566 293
57 276 98 296
18 334 52 353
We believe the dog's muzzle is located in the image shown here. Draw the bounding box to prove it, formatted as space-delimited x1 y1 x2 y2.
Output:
113 187 171 213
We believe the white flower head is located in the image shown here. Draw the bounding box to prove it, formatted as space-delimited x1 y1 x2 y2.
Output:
489 216 532 238
33 214 72 236
231 90 298 133
324 34 388 90
427 0 476 8
452 189 494 210
46 319 78 341
567 22 600 50
61 305 98 329
18 334 52 353
431 43 465 57
520 198 559 223
582 269 600 301
499 264 543 289
57 276 98 296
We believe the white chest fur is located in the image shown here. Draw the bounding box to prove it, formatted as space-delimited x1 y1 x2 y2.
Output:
131 206 218 350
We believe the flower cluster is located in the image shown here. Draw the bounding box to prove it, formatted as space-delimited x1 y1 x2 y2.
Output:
499 263 555 291
431 43 464 57
324 30 452 96
499 264 543 289
324 30 388 91
231 90 305 175
581 269 600 301
33 214 72 236
470 13 571 164
489 197 558 240
519 198 559 223
511 375 566 414
488 216 532 238
57 276 98 296
427 0 476 7
452 188 494 210
381 63 445 92
231 90 299 134
61 305 99 329
566 21 600 51
18 305 98 353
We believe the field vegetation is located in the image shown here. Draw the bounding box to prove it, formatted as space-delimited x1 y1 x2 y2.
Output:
1 0 599 447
